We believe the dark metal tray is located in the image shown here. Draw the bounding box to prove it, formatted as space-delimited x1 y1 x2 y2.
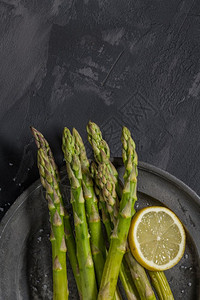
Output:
0 160 199 299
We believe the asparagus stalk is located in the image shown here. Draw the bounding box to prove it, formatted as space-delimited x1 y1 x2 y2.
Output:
63 210 82 296
69 129 122 299
148 271 174 300
123 129 174 300
93 165 137 300
119 257 140 300
122 129 174 300
97 127 139 300
32 128 81 298
73 128 106 287
97 161 156 300
95 185 138 300
90 124 174 300
125 251 156 300
122 130 175 300
91 129 156 300
122 127 156 300
62 127 97 300
37 147 68 300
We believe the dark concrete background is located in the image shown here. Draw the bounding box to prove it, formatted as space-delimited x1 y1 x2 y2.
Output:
0 0 200 220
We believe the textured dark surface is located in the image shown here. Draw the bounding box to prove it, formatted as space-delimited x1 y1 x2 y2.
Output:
0 0 200 220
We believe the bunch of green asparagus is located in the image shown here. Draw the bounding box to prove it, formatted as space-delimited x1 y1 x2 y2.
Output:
31 122 174 300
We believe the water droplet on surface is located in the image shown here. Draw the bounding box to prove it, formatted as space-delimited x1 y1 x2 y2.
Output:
181 290 185 294
37 237 42 242
9 162 13 166
0 187 1 191
0 207 4 212
13 177 16 182
43 284 47 290
188 282 192 287
135 202 139 209
185 254 189 259
18 183 21 187
39 229 44 233
189 267 193 271
180 265 185 270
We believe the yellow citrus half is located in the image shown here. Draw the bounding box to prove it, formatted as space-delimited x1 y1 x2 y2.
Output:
129 206 186 271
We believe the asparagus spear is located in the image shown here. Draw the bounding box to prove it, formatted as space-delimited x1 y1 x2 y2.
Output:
37 147 68 300
122 129 175 300
122 127 156 300
73 128 106 287
93 179 137 300
74 157 123 300
90 124 174 300
32 128 81 297
125 251 157 300
67 128 122 299
96 160 156 300
91 128 155 299
62 127 97 300
148 271 174 300
97 161 119 226
31 127 60 182
63 210 82 296
97 127 139 300
96 188 139 300
123 130 174 300
87 121 121 196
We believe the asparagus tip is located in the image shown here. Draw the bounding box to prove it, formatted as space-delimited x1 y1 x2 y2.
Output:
31 126 49 150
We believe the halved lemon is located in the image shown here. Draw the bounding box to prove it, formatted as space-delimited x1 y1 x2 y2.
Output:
129 206 186 271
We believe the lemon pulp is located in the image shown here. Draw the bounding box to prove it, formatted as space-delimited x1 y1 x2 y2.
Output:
129 206 186 271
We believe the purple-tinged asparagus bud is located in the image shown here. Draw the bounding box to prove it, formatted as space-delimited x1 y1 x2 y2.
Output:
53 256 62 271
53 211 62 226
60 236 67 252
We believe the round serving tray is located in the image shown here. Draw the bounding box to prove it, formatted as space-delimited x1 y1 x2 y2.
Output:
0 160 199 299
